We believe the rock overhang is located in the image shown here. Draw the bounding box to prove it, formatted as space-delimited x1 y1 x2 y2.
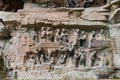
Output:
0 7 109 30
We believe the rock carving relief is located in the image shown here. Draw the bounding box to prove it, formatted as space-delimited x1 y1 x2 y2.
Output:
7 26 113 75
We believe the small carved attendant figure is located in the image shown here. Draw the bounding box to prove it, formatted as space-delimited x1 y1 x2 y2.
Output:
79 31 87 47
59 53 67 65
48 56 55 72
79 48 86 67
39 54 44 64
67 42 74 67
30 27 37 41
46 27 53 41
96 29 105 41
98 54 106 67
57 46 67 65
40 27 46 43
54 29 61 42
28 54 36 70
74 52 80 68
89 50 96 67
61 29 68 44
88 31 96 48
73 29 80 46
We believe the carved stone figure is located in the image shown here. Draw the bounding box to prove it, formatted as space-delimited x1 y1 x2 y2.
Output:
39 54 44 64
57 46 67 65
54 29 61 42
28 54 36 70
79 48 86 67
60 29 68 45
74 52 80 68
73 29 80 46
4 24 113 79
29 28 37 42
48 56 55 71
40 27 46 43
88 31 96 48
46 27 53 41
8 68 14 78
96 29 105 41
98 54 106 67
89 50 96 67
66 42 75 66
79 31 87 47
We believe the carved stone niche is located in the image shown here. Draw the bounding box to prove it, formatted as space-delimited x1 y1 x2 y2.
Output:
7 25 115 79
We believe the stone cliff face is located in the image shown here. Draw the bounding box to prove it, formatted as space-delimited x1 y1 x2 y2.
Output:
0 0 120 80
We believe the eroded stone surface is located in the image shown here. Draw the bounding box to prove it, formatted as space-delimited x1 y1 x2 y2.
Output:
0 0 120 80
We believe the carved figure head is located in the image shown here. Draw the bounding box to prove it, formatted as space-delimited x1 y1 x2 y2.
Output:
56 29 60 32
81 31 85 34
47 27 51 31
77 29 80 33
62 28 66 33
100 29 104 34
41 27 45 31
92 31 95 34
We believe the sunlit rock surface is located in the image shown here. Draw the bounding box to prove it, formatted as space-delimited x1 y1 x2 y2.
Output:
0 0 120 80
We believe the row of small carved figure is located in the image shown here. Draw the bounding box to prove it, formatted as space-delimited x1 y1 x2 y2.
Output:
30 27 106 48
27 47 107 71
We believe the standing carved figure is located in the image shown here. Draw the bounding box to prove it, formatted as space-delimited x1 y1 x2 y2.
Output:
73 29 80 46
96 29 105 41
28 54 36 70
89 50 96 67
30 27 37 42
46 27 53 41
61 29 68 45
98 54 106 67
57 46 67 66
48 56 55 72
66 42 75 67
54 29 61 42
40 27 46 43
74 52 80 68
79 48 86 67
88 31 96 48
79 31 87 47
39 54 44 64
